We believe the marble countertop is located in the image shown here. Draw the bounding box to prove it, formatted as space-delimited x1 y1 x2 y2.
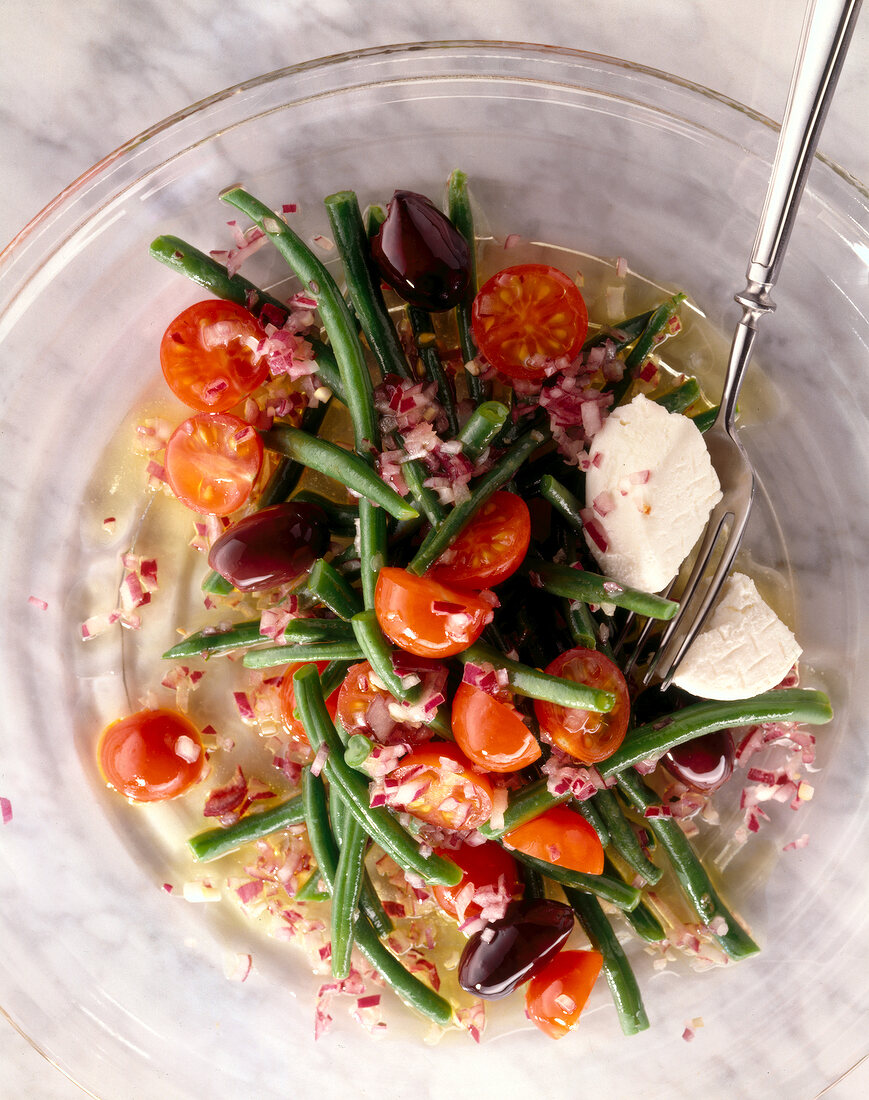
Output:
1 1 867 1096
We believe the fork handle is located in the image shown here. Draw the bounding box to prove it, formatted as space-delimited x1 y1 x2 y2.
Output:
719 0 862 427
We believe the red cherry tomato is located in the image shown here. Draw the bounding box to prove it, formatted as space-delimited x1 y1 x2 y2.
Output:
374 567 493 658
471 264 588 380
502 805 604 875
429 492 531 590
388 743 494 831
165 412 263 516
525 949 604 1039
97 708 205 802
432 840 522 923
451 682 541 772
335 660 431 746
160 300 269 412
534 647 630 765
280 662 339 750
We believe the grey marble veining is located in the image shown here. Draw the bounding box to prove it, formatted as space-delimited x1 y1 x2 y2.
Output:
2 2 868 1097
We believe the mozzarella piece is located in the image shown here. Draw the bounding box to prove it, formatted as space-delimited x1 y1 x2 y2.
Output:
584 394 722 591
673 573 802 700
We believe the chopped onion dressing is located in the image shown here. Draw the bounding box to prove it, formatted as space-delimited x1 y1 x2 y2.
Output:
90 207 822 1043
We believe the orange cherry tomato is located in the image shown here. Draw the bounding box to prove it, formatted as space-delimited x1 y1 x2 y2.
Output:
387 743 494 831
534 647 630 765
165 412 263 516
429 491 531 590
280 661 339 749
471 264 588 380
525 949 603 1039
451 682 541 772
502 805 604 875
97 708 205 802
334 660 432 745
432 840 522 923
160 299 269 412
374 567 493 658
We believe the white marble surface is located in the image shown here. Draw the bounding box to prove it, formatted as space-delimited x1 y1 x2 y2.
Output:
1 1 868 1096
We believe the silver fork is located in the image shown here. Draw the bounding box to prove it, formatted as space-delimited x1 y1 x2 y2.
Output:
635 0 863 689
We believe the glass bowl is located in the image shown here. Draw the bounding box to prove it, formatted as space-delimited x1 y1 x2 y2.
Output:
1 43 867 1098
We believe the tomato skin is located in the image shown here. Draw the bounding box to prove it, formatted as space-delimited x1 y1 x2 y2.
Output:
502 805 604 875
165 412 263 516
160 300 268 412
429 491 531 590
97 708 205 802
534 647 630 765
471 264 588 380
451 682 541 772
432 840 522 923
374 567 493 658
388 743 494 831
525 949 604 1038
280 662 339 749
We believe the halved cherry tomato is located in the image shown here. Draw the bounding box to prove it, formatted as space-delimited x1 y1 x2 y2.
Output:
451 682 541 772
471 264 588 380
165 412 263 516
525 949 603 1039
280 661 339 750
429 491 531 590
502 805 604 875
374 567 493 658
533 647 630 764
97 708 205 802
432 840 522 923
335 660 431 746
160 300 269 412
387 742 494 831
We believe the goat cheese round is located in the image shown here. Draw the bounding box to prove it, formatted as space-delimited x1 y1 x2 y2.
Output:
584 394 722 592
673 572 802 700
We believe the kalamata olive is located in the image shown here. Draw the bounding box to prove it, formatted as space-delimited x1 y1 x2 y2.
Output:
207 501 328 591
371 190 470 312
662 729 735 793
457 898 574 999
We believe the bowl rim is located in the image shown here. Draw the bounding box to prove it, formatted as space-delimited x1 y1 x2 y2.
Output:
1 38 867 274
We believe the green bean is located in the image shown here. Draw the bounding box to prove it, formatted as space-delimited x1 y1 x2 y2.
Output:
616 769 759 960
319 660 352 702
508 851 641 911
692 404 720 433
292 491 359 538
607 292 686 407
564 888 650 1035
188 796 305 862
329 780 348 842
148 234 345 400
539 474 586 537
447 170 487 403
294 871 330 902
408 426 546 574
301 769 452 1024
163 619 263 660
603 856 666 943
458 642 615 713
593 789 662 885
357 496 389 608
262 425 417 521
583 308 655 351
655 376 701 414
327 771 394 937
407 306 459 435
345 734 372 767
400 456 447 528
575 797 610 848
365 204 387 236
456 401 510 462
243 641 364 670
520 861 547 901
528 561 679 621
304 559 363 621
201 571 235 597
565 598 599 650
599 688 833 778
331 814 369 978
351 609 410 700
325 190 413 382
293 666 461 886
478 778 566 840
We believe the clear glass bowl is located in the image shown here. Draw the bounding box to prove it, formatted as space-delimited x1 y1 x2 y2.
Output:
1 43 867 1098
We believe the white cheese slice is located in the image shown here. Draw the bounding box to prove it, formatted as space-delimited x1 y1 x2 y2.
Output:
673 572 801 700
584 394 722 592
